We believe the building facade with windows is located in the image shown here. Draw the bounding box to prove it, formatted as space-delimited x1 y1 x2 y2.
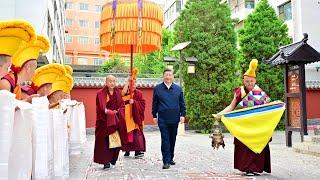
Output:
65 0 108 66
225 0 320 53
163 0 186 30
0 0 66 64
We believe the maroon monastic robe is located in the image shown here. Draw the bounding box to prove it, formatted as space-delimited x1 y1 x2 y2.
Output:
94 86 127 164
121 89 146 152
233 87 271 173
21 85 36 96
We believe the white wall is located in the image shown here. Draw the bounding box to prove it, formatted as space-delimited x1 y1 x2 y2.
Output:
295 0 320 51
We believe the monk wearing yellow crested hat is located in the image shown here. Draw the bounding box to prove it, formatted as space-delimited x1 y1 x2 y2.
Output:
0 34 50 102
0 20 36 78
31 63 66 96
217 59 272 176
48 74 73 108
62 65 74 99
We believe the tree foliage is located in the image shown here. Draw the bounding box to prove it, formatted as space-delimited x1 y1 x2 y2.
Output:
174 0 238 132
97 54 129 73
133 29 176 76
98 29 175 76
238 0 291 129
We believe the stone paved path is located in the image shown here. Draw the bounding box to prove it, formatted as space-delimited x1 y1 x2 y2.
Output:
70 131 320 180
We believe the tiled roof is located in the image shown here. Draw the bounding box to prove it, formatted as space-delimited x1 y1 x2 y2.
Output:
306 80 320 89
267 34 320 65
74 77 320 89
74 77 165 88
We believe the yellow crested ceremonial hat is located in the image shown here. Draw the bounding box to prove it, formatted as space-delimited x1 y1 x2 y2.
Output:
0 19 36 56
11 34 50 72
244 59 258 78
64 65 73 75
50 74 73 94
31 63 67 91
63 76 74 94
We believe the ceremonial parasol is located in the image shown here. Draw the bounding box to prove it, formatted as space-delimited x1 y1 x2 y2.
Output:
100 0 163 97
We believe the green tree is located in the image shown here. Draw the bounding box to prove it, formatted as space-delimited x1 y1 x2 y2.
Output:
238 0 291 129
174 0 238 132
98 29 175 76
97 54 129 73
133 29 176 76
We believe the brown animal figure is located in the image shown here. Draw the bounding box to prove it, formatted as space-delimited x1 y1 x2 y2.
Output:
210 115 225 150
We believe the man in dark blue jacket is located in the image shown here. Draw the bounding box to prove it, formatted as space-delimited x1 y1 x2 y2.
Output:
152 68 186 169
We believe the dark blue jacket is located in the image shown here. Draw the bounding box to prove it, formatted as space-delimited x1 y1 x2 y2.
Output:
152 82 186 124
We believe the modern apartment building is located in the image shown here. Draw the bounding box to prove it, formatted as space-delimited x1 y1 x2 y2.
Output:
0 0 66 65
64 0 108 66
224 0 320 76
225 0 319 51
163 0 187 30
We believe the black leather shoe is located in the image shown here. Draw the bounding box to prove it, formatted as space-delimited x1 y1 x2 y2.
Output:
124 152 130 157
162 163 170 169
170 161 176 165
103 163 110 170
110 160 117 166
135 151 144 158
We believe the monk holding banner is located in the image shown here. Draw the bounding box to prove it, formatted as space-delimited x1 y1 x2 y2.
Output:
94 75 126 170
217 59 285 176
121 68 146 158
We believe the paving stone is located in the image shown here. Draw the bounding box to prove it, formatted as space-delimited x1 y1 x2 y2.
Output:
70 131 320 179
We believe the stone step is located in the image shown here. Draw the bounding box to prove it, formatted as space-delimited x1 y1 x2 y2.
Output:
293 142 320 157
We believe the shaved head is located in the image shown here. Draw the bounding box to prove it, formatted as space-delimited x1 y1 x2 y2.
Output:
105 75 116 90
106 75 116 81
0 55 11 76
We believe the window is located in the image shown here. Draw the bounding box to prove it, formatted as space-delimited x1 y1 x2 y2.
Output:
66 19 72 26
65 56 72 64
77 57 88 65
164 11 168 20
95 5 102 12
78 36 89 44
95 38 100 45
65 2 72 9
176 0 182 12
65 35 72 43
170 3 174 16
95 21 100 28
79 20 89 27
279 1 292 21
94 58 103 65
245 0 255 9
80 3 89 10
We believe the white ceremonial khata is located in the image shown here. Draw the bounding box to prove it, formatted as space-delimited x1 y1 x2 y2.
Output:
8 100 33 180
32 97 54 179
61 99 87 155
78 102 87 143
0 90 15 180
52 104 69 180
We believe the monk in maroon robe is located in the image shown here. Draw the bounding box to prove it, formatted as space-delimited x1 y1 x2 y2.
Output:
94 75 126 169
121 79 146 158
217 59 271 176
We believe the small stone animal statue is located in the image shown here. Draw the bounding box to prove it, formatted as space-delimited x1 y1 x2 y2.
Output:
210 114 225 150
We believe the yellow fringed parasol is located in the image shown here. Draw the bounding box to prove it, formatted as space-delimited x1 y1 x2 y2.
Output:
100 0 163 98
